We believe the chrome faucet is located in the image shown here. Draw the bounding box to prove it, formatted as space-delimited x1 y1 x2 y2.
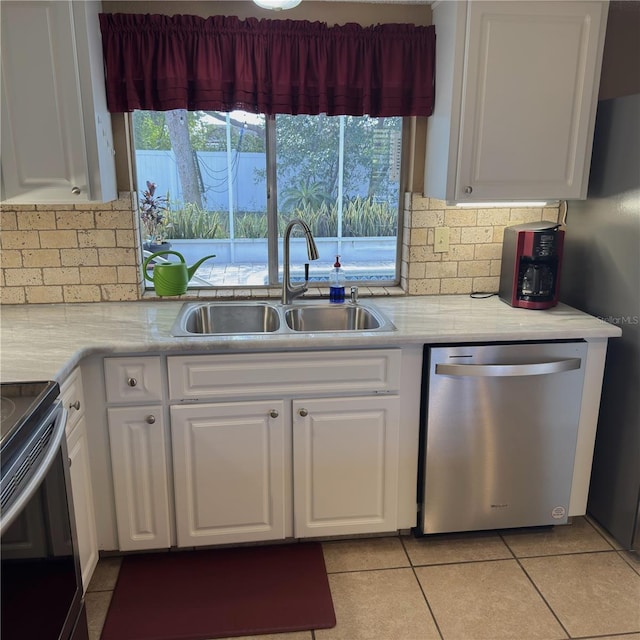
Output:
282 218 319 305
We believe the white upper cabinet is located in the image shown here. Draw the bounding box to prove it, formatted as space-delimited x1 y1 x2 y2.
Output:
0 1 116 204
424 1 609 203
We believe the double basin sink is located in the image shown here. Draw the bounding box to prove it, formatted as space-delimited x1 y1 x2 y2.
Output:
171 300 396 336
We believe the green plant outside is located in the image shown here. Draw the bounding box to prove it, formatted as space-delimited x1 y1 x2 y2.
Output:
164 197 397 240
164 203 226 239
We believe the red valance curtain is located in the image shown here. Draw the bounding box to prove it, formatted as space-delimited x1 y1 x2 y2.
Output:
99 13 435 117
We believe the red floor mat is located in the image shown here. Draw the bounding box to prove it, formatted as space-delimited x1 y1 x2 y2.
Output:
100 542 336 640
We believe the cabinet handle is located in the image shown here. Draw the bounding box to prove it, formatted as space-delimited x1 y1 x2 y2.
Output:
71 186 81 195
69 400 81 411
127 377 138 387
464 186 473 194
145 415 156 424
298 408 308 417
269 410 279 418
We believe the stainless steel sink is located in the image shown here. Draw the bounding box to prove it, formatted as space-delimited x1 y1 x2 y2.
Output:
170 301 395 336
171 302 280 336
283 303 389 332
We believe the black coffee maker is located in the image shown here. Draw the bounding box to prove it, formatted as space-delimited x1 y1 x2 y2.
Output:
499 221 564 309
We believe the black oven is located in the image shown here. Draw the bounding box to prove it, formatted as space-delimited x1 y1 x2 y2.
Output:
1 381 89 640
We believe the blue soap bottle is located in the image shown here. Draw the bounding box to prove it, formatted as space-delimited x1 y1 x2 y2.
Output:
329 255 345 303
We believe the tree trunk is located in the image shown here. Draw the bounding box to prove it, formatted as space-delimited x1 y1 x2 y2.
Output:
165 109 203 207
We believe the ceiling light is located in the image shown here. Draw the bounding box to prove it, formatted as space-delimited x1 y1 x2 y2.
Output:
253 0 302 10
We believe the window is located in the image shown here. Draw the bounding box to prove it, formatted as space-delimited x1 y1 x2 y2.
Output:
133 109 403 289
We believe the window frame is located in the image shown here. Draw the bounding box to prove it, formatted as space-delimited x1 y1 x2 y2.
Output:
131 112 407 290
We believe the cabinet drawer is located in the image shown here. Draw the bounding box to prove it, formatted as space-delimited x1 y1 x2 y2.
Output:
168 350 402 401
60 366 85 436
104 357 163 404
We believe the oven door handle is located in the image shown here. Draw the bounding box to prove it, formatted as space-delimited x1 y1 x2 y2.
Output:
0 403 68 534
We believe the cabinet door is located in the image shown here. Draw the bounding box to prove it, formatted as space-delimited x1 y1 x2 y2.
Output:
293 396 400 537
67 415 99 592
171 401 287 547
107 406 171 551
0 1 116 204
455 1 607 201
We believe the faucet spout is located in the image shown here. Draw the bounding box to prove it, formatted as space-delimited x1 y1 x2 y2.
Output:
282 218 319 305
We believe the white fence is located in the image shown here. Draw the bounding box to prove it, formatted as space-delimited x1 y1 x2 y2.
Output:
136 150 267 211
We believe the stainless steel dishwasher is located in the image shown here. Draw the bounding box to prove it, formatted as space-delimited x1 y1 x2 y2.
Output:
420 341 588 534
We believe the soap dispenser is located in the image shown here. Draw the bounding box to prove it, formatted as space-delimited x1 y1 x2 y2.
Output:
329 255 345 303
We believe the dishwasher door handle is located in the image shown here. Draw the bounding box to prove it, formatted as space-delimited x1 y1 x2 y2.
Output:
435 358 582 377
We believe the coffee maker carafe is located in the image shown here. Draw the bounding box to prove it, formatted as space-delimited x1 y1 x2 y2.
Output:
499 221 564 309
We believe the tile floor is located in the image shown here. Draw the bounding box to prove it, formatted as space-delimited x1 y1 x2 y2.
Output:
85 516 640 640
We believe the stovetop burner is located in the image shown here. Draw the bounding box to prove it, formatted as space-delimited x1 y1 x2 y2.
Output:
0 381 60 457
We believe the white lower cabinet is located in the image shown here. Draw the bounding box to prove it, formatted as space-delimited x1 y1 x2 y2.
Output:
102 349 407 550
167 350 403 545
107 405 171 551
170 394 400 547
67 415 99 591
171 400 287 547
293 396 400 537
61 367 98 592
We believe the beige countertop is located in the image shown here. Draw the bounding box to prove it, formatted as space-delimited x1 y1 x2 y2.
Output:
0 295 621 383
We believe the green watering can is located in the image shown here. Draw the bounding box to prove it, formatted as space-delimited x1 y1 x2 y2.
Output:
143 250 215 296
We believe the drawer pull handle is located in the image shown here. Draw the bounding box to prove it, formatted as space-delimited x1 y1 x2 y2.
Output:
127 377 138 387
298 408 308 417
69 400 81 411
269 410 279 418
71 186 81 195
146 415 156 424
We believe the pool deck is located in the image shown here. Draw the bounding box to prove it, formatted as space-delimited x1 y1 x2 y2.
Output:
195 261 397 286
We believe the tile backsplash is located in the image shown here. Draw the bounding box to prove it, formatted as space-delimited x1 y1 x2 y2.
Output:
400 194 561 295
0 192 559 304
0 193 142 304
